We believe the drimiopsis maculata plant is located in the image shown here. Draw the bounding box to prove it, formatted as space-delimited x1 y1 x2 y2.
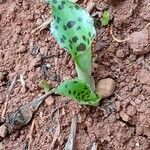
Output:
47 0 102 106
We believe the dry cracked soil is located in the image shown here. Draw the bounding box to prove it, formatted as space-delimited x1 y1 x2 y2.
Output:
0 0 150 149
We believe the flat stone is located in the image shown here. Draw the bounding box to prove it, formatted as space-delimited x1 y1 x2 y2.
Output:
45 96 54 106
138 69 150 86
120 111 130 122
129 28 149 55
16 45 27 53
0 72 5 82
0 125 7 138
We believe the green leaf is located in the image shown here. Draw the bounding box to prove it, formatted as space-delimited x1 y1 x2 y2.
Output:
100 11 110 26
39 80 52 93
49 0 96 58
56 79 101 106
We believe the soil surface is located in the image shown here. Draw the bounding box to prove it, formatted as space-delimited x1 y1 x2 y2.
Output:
0 0 150 149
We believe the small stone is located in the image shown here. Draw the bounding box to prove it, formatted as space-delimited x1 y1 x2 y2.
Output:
29 57 41 70
20 87 27 94
120 111 130 122
45 96 54 106
115 101 121 112
96 78 116 98
143 85 150 93
126 105 136 116
135 142 140 147
139 0 150 21
0 125 7 138
138 69 150 86
129 28 149 55
116 49 125 58
0 72 5 82
16 45 27 53
36 18 43 25
98 2 109 11
0 142 4 150
22 1 29 10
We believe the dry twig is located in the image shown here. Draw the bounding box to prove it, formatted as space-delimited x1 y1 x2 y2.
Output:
19 74 26 88
32 18 52 34
50 101 68 119
65 115 77 150
0 88 56 139
49 111 60 150
26 119 36 150
146 22 150 29
86 1 96 13
1 74 19 120
110 25 130 43
90 142 98 150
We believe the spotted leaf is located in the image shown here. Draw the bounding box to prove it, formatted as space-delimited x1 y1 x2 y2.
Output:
56 79 101 106
48 0 96 57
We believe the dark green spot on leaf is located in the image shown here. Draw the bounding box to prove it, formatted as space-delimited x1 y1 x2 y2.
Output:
63 25 67 31
61 1 66 5
54 26 58 30
62 35 66 40
74 4 79 10
52 0 57 4
68 90 71 95
73 90 76 95
60 38 65 43
67 21 75 29
76 26 81 30
58 5 64 10
56 17 61 23
77 43 86 51
78 17 82 22
72 36 78 43
88 32 91 37
82 35 86 41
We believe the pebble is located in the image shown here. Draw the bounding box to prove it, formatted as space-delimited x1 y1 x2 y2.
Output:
0 72 5 82
116 49 125 58
16 45 27 53
0 142 4 150
20 86 27 94
29 57 41 70
115 101 121 112
96 78 116 98
120 111 130 122
36 18 43 25
129 28 149 55
0 125 7 138
22 1 30 10
138 69 150 86
45 96 54 106
126 105 136 116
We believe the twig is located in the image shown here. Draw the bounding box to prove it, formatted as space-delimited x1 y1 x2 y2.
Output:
26 118 36 150
90 142 98 150
31 88 56 110
1 88 56 138
19 74 26 88
145 22 150 29
49 111 60 150
65 115 77 150
86 1 96 13
1 74 18 120
110 25 130 43
32 18 52 34
50 101 68 119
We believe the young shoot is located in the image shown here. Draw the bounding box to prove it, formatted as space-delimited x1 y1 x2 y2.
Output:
47 0 102 106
